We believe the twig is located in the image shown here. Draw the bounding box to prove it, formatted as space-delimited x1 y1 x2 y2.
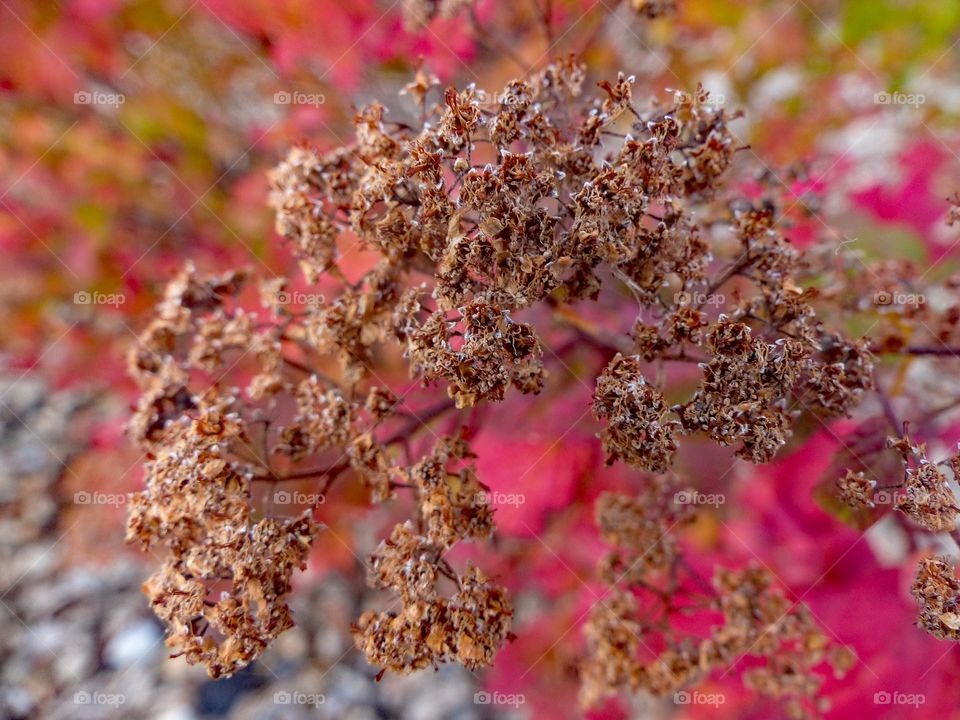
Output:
879 346 960 357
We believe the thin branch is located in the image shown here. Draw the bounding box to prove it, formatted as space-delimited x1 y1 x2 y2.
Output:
879 346 960 357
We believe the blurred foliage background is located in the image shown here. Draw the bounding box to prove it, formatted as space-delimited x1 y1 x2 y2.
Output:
3 1 960 718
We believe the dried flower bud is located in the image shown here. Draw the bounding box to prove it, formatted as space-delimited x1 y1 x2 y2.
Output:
835 469 878 509
913 555 960 641
896 462 959 532
593 354 678 472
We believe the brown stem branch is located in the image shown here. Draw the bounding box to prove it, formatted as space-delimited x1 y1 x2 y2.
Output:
880 346 960 357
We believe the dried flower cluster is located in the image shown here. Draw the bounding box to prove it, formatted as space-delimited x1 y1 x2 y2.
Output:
581 490 855 718
355 524 512 673
579 185 874 471
594 484 692 583
354 436 512 673
896 460 958 532
834 468 876 509
822 217 960 647
126 263 514 678
835 431 960 641
270 55 871 473
912 555 960 641
129 57 882 709
268 59 737 334
407 302 544 408
127 268 326 678
128 411 317 678
594 355 678 471
598 302 872 470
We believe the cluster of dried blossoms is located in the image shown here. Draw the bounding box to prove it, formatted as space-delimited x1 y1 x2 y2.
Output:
125 264 512 678
128 57 882 710
592 203 874 471
126 268 321 678
354 437 513 673
835 434 960 639
913 555 960 641
816 202 960 648
581 486 855 718
886 435 958 533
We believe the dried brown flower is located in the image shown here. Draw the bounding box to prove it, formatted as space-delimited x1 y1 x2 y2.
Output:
913 555 960 641
128 59 876 691
896 462 959 532
593 354 678 472
581 495 854 718
835 469 877 509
